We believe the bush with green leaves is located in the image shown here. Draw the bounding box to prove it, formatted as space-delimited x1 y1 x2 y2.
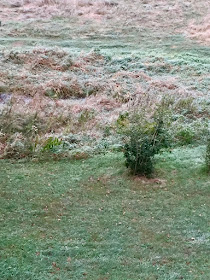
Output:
124 117 169 176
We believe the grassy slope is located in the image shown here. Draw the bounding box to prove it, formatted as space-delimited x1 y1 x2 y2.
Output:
0 1 209 279
0 0 209 152
1 0 210 94
0 146 209 280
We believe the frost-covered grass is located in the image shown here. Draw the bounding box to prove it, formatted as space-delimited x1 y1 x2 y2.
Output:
0 146 209 279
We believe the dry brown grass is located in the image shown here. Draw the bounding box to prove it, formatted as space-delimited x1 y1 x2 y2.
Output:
0 1 209 158
1 0 208 37
188 15 210 45
0 0 117 21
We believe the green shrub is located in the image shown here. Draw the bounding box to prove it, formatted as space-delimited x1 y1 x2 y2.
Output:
170 118 209 146
176 128 195 145
124 117 169 176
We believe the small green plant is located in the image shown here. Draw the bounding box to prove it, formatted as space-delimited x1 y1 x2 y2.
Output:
78 109 95 125
103 125 112 137
116 112 129 129
42 137 62 152
176 128 195 145
124 117 169 176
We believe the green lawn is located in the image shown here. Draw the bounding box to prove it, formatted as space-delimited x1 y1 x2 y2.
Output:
0 146 209 280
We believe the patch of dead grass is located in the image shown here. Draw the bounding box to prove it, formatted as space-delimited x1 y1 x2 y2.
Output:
0 0 117 22
188 15 210 45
